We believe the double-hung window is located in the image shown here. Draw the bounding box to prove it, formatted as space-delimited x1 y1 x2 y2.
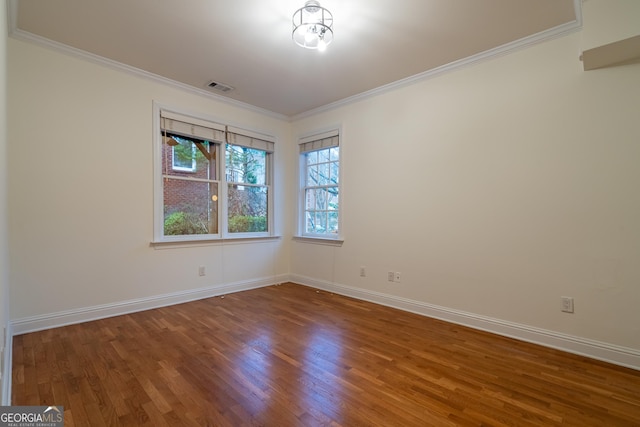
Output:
298 129 341 239
226 128 274 235
154 107 274 242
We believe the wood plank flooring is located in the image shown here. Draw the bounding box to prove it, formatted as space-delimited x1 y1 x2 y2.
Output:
12 283 640 426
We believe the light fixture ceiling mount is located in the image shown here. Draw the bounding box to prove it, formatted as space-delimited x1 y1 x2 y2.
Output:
292 0 334 51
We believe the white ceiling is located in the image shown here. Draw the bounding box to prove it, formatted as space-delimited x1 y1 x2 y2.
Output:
9 0 579 118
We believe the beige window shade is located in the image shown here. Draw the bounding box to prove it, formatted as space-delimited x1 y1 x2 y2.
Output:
299 130 339 153
226 126 275 153
161 110 226 143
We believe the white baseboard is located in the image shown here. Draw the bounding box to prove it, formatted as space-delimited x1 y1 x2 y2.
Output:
8 272 640 389
290 274 640 371
11 275 288 336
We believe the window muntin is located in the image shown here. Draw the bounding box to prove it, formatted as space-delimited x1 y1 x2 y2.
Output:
304 147 339 235
154 106 275 242
299 130 340 239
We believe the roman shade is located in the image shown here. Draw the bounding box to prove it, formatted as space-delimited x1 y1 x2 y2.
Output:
299 129 339 153
161 110 226 143
227 126 275 153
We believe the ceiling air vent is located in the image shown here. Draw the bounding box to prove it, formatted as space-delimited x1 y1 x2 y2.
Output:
206 80 234 93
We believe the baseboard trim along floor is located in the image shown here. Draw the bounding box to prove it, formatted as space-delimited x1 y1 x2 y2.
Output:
290 274 640 371
10 275 288 335
9 273 640 374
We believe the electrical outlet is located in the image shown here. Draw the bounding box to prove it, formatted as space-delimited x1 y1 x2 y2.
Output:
394 272 401 283
360 266 366 277
198 266 206 276
561 296 574 313
387 271 394 282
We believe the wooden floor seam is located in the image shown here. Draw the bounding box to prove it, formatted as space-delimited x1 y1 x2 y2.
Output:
11 283 640 426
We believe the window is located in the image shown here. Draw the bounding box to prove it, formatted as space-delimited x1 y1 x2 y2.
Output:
298 130 340 239
171 141 196 172
154 107 274 242
226 128 273 234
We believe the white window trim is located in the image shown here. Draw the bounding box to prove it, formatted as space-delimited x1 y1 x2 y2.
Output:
295 125 343 242
223 135 274 240
152 102 276 243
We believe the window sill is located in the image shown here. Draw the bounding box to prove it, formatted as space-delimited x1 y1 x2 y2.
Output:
151 235 281 249
292 235 344 246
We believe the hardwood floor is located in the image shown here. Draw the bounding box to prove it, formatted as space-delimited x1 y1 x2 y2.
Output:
12 283 640 426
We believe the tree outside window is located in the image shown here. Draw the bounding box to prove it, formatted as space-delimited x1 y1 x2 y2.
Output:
226 144 268 233
155 107 275 242
162 134 218 236
299 130 340 238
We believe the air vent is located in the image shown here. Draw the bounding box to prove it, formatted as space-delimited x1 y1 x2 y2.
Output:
206 80 234 93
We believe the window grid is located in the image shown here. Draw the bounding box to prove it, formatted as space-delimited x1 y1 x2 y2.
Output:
303 147 339 235
155 106 275 241
162 135 219 236
225 143 270 234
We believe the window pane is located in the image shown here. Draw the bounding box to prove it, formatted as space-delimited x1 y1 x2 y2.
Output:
317 163 330 186
315 188 328 210
228 185 268 233
305 188 314 211
307 165 318 186
300 142 339 237
164 180 218 235
172 143 194 170
318 148 330 163
327 188 338 210
305 211 315 233
330 161 339 183
306 151 318 165
330 147 339 162
226 144 266 185
315 212 327 234
328 212 339 234
165 135 215 177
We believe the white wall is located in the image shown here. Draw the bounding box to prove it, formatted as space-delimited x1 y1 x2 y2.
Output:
6 0 640 373
582 0 640 49
291 29 640 359
7 38 292 325
1 0 12 405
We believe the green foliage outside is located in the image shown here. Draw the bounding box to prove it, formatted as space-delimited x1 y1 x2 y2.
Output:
164 211 208 235
228 215 267 233
163 139 268 236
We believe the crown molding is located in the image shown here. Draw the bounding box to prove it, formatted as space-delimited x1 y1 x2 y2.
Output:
6 1 287 122
292 0 584 121
7 0 583 122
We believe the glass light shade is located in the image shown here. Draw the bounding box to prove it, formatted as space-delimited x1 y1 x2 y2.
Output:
292 1 333 50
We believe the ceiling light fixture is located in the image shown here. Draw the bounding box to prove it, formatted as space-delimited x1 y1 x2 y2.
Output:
292 0 333 51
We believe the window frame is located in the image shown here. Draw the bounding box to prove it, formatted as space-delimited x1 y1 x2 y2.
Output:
152 103 276 243
163 133 221 237
223 141 273 239
296 127 343 242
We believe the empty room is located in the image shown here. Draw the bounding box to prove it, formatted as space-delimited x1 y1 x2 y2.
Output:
1 0 640 425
